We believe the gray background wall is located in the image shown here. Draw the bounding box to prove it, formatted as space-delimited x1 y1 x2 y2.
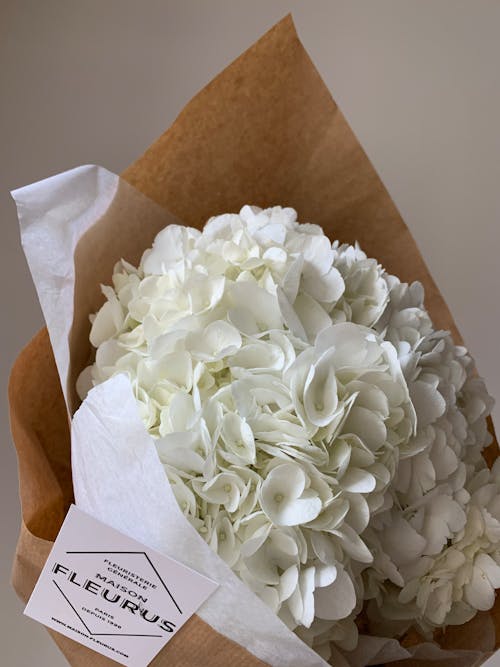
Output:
1 1 499 665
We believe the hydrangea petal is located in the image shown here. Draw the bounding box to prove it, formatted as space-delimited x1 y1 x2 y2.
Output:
340 468 376 494
260 463 322 526
475 553 500 589
314 569 356 621
279 565 299 602
187 320 242 361
464 565 495 611
410 380 446 429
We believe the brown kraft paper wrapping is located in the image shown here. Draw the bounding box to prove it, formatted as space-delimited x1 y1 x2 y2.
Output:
9 14 500 667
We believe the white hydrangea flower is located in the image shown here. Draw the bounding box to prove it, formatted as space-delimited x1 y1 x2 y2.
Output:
362 275 495 637
79 205 495 657
366 461 500 637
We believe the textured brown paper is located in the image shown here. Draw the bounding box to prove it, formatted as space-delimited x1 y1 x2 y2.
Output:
9 14 499 666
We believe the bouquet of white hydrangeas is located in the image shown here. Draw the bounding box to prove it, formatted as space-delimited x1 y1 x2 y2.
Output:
11 16 500 667
77 204 496 661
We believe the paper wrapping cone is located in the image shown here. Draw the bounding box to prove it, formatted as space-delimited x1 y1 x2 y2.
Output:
9 14 499 667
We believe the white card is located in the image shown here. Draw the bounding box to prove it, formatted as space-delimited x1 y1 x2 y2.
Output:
25 505 218 666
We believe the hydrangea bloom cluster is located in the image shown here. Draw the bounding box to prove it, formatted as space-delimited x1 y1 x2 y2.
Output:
364 276 497 639
78 206 495 658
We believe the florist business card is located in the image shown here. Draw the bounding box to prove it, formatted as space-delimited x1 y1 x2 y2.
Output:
25 505 218 667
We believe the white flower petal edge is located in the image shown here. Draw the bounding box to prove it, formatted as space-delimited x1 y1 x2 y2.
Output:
79 205 495 658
